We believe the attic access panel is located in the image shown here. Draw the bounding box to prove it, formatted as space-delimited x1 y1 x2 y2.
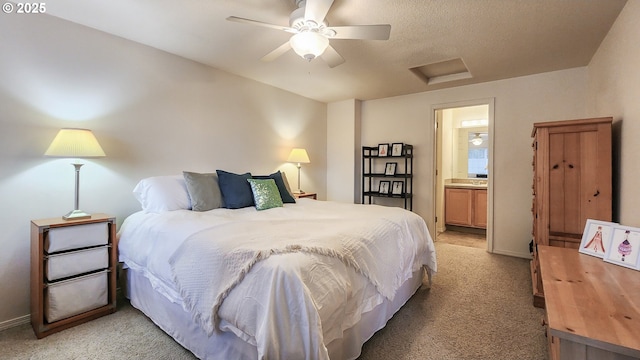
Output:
410 58 472 85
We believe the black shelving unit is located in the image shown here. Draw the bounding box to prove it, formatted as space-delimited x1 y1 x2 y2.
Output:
362 144 413 211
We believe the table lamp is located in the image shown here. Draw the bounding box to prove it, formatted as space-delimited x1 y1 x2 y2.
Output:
287 148 310 194
45 128 106 220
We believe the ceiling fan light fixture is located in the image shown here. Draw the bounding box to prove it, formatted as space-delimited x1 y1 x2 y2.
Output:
470 133 483 146
290 31 329 61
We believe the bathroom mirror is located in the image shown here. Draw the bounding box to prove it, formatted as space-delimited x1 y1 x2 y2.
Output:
452 128 488 178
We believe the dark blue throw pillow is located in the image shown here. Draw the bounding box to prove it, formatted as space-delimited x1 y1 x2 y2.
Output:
216 170 254 209
253 171 296 203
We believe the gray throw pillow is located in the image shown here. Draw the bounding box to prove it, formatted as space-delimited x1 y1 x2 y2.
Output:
183 171 223 211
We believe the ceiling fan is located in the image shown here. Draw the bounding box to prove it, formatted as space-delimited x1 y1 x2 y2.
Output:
226 0 391 68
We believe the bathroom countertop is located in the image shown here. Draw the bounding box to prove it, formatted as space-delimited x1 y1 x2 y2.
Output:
444 179 488 189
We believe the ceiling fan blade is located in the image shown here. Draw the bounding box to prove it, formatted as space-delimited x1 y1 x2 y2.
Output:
304 0 334 24
226 16 297 34
326 24 391 40
321 45 345 68
261 41 292 62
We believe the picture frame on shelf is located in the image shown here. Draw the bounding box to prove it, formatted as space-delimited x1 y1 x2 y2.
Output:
378 143 389 157
384 162 397 176
378 180 390 195
391 143 404 156
391 181 404 195
578 219 616 258
603 225 640 270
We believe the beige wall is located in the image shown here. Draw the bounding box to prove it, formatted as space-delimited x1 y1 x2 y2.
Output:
587 0 640 227
0 14 326 327
327 99 361 203
360 68 587 258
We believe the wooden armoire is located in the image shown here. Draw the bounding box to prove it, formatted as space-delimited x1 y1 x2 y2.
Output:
530 117 612 308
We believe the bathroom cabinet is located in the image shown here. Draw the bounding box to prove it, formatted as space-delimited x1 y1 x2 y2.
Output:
444 187 487 229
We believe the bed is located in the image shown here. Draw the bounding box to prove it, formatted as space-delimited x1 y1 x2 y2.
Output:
117 173 437 359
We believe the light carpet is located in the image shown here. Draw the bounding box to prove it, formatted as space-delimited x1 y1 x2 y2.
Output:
0 242 547 359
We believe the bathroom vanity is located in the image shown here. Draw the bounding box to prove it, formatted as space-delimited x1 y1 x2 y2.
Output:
444 179 487 229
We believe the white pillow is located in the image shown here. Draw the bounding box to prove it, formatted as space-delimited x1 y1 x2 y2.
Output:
133 175 191 213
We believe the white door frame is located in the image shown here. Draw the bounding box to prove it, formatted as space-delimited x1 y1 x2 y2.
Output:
431 98 495 252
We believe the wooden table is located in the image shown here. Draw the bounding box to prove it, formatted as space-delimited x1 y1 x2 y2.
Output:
294 192 317 200
538 245 640 360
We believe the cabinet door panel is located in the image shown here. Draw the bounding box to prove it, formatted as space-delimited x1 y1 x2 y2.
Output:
548 133 565 234
562 132 582 235
473 189 487 228
580 130 611 223
445 188 472 226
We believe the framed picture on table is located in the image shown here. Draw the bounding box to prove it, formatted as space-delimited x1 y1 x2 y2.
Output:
603 225 640 270
578 219 616 258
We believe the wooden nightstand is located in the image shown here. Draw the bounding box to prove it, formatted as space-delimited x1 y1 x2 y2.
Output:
30 214 117 338
294 192 317 200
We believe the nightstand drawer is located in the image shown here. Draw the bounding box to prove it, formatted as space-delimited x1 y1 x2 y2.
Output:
45 222 108 253
45 246 109 281
45 270 108 323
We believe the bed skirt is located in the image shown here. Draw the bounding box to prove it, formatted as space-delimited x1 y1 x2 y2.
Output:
126 267 428 360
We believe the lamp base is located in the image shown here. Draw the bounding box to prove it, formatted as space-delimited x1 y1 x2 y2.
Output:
294 190 306 194
63 209 91 220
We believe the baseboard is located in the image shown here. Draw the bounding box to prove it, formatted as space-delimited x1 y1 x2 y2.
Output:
444 225 487 235
492 248 532 259
0 314 30 331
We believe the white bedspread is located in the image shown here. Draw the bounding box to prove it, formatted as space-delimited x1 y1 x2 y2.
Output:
118 199 436 359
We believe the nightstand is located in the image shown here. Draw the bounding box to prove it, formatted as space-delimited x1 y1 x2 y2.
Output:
294 192 317 200
30 214 117 338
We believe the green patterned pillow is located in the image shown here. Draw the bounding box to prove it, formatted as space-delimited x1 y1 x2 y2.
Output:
247 178 284 211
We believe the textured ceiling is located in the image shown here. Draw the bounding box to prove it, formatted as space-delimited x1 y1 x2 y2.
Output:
43 0 627 103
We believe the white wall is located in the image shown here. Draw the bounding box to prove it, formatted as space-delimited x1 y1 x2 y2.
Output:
360 68 587 258
0 14 326 327
587 0 640 227
327 99 361 203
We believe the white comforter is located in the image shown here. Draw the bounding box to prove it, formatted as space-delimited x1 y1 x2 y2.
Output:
118 199 436 359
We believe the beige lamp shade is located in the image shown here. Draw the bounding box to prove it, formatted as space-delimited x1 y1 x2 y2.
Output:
45 128 105 220
287 148 310 164
288 148 310 194
45 128 106 158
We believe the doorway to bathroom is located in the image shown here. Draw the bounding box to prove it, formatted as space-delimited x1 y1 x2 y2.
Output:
433 99 494 251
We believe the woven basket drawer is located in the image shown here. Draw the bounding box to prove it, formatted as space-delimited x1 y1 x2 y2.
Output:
45 247 109 281
45 270 108 323
45 222 108 253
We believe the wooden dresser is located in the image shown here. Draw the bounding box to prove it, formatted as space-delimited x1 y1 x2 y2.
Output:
539 245 640 360
530 117 612 307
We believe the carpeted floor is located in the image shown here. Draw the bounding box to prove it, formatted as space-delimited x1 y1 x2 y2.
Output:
0 242 547 359
437 229 487 249
358 242 547 359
